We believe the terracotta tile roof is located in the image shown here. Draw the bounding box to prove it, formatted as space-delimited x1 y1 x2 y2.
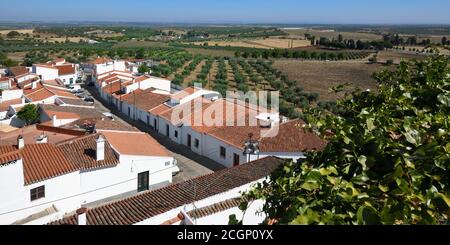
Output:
0 77 11 82
46 87 78 99
25 88 54 102
0 98 22 111
58 98 94 107
56 65 76 76
0 145 20 166
42 79 64 87
48 156 285 225
259 119 328 152
57 134 119 170
122 89 170 111
102 82 122 95
90 57 112 65
149 103 171 116
45 110 81 120
94 119 139 132
23 82 44 95
171 87 199 101
160 98 326 153
133 75 150 83
9 66 29 76
40 104 104 121
21 144 78 185
101 131 170 157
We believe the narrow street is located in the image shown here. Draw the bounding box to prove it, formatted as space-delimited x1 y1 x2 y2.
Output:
83 84 226 184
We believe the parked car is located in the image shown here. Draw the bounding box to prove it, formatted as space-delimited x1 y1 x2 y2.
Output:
102 112 114 120
68 85 81 93
84 96 94 103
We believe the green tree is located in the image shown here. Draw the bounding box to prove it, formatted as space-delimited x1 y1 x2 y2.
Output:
138 64 150 74
238 56 450 225
17 104 39 126
6 31 20 38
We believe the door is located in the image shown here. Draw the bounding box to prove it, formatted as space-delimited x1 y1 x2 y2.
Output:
233 153 240 167
166 124 169 136
187 134 192 148
154 119 158 130
147 115 150 125
138 171 149 192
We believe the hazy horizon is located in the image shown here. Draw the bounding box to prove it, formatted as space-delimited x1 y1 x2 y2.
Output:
0 0 449 25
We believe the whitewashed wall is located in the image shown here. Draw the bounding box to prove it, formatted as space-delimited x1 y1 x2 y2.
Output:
1 89 23 101
33 66 58 81
79 155 174 206
0 160 81 225
0 154 174 224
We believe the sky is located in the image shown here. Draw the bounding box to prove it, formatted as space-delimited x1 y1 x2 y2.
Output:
0 0 449 24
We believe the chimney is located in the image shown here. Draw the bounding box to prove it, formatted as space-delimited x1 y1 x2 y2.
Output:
52 114 58 127
96 135 105 161
17 135 25 149
21 97 26 104
31 81 37 89
76 207 87 225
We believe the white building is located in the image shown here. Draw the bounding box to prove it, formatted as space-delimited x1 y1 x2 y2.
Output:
84 58 127 79
32 59 80 85
48 156 285 225
113 86 325 168
0 131 175 225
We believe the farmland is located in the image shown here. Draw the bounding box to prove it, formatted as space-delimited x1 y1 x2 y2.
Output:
191 38 311 49
273 60 389 101
283 28 383 41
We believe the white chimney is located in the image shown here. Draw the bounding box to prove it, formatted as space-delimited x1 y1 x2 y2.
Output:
52 114 58 127
17 135 25 149
31 81 37 89
36 135 48 144
21 97 26 104
96 135 106 161
76 207 87 225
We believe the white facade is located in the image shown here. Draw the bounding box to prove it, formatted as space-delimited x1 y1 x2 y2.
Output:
33 66 58 81
1 89 23 102
123 77 171 94
95 60 126 75
58 73 78 85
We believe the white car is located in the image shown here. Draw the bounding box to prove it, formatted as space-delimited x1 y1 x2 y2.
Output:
102 112 114 120
68 85 81 93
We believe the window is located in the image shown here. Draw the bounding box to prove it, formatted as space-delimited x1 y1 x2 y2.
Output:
69 78 74 84
233 153 240 166
165 161 171 166
187 134 192 148
220 146 226 158
30 186 45 201
194 139 200 148
138 171 149 192
174 130 178 138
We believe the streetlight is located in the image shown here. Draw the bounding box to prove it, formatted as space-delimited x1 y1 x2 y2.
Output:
243 133 260 163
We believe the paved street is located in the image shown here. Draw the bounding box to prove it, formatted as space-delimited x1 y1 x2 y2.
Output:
82 84 226 184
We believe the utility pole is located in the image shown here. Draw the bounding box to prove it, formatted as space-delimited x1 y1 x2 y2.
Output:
133 90 136 121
